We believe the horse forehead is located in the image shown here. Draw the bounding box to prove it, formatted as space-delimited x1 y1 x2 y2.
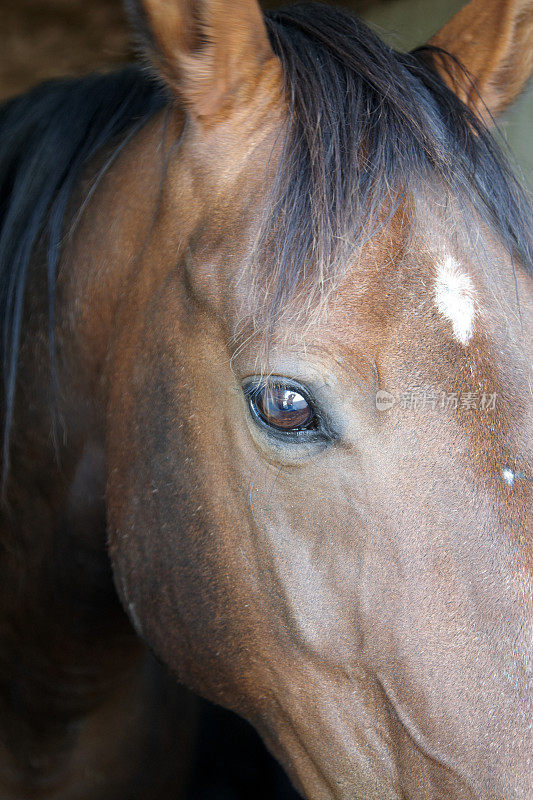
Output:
320 242 442 341
318 241 526 372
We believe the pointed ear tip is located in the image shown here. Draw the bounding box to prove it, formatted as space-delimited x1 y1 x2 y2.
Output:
427 0 533 117
130 0 276 120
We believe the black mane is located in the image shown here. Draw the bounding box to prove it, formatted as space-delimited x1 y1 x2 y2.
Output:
260 4 532 321
1 3 532 477
0 67 167 475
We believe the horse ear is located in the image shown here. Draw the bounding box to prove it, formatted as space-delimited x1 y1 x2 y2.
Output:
127 0 276 119
429 0 533 118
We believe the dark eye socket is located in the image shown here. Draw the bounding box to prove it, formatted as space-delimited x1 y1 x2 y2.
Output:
246 380 318 434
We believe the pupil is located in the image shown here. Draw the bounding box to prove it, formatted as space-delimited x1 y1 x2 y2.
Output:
259 385 313 430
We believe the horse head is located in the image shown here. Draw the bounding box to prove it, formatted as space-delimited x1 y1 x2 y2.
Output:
6 0 532 797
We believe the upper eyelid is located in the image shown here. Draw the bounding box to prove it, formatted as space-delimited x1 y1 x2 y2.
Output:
243 376 314 399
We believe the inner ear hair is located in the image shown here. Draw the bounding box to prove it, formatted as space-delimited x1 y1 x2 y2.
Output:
125 0 276 119
428 0 533 119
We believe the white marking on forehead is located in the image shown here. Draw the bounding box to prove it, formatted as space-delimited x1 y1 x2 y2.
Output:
434 254 477 345
502 467 515 488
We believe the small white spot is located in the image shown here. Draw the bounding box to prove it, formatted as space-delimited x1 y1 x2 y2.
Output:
502 467 515 487
434 254 477 345
128 601 143 637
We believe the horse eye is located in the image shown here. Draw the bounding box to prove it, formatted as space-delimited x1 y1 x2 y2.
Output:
249 382 316 432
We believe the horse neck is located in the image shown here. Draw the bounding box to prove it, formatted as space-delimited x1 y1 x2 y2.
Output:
0 111 176 793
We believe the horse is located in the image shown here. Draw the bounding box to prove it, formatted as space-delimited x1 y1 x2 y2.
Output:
0 0 532 797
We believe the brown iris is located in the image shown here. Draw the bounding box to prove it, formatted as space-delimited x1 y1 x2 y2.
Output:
255 383 314 431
